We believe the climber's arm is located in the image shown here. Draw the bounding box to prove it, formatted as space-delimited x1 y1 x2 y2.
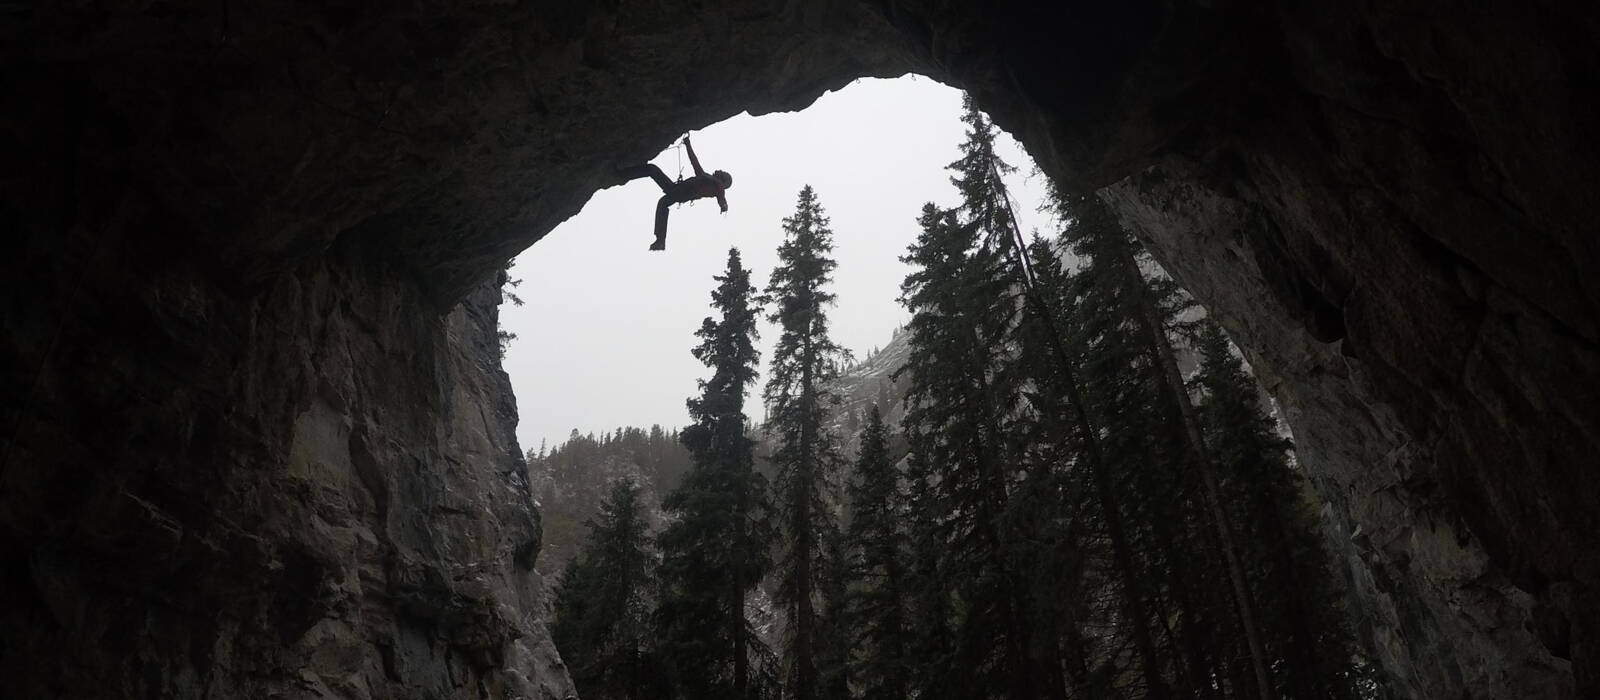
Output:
684 137 707 177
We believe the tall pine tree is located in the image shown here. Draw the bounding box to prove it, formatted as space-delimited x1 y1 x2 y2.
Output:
1064 189 1277 698
1049 188 1224 698
655 248 776 700
882 93 1379 700
897 101 1055 695
1194 320 1372 699
550 478 664 700
844 405 914 700
763 186 850 700
1040 184 1377 698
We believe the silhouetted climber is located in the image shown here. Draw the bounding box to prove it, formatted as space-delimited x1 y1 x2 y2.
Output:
618 136 731 251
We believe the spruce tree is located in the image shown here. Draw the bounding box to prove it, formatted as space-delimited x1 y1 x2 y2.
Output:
1006 235 1109 696
815 525 854 700
948 100 1071 700
1044 188 1379 698
549 478 663 700
900 99 1121 699
762 186 850 700
875 94 1378 700
947 98 1172 697
898 196 1047 698
1035 185 1246 699
844 405 913 700
1062 189 1280 698
1194 320 1372 699
655 248 774 700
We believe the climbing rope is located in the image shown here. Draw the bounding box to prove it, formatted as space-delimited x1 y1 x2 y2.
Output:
670 135 692 210
990 161 1041 291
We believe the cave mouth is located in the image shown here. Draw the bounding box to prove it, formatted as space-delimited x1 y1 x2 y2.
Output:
514 74 1385 700
501 75 1054 456
4 1 1595 698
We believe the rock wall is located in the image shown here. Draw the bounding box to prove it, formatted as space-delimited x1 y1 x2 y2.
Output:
2 1 1595 698
2 234 572 698
1082 4 1598 696
1104 169 1577 699
3 1 904 697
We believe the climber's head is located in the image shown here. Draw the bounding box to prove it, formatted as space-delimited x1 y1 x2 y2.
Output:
713 170 733 189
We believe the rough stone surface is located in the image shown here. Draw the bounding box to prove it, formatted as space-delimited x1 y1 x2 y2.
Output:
1 249 574 698
1091 5 1598 696
2 1 1595 698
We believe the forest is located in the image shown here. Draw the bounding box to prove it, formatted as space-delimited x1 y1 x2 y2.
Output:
538 100 1382 700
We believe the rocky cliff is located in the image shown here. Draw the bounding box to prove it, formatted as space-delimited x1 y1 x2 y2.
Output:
3 1 1595 698
1089 6 1599 694
2 251 573 697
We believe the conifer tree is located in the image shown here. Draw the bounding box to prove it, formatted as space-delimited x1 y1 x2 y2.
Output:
1045 188 1377 698
900 442 959 698
1033 184 1267 698
898 194 1048 699
900 99 1123 699
1005 236 1109 695
877 94 1379 700
947 98 1176 697
816 525 854 700
550 478 663 700
949 100 1075 700
897 203 983 697
655 248 775 700
1194 320 1371 699
1060 189 1280 698
763 186 850 700
844 405 913 700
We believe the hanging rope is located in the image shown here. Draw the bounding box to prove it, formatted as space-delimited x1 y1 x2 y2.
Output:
989 162 1276 698
987 161 1176 697
990 161 1040 291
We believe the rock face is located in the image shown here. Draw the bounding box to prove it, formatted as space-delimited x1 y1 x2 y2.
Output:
2 1 1595 698
1085 6 1599 696
1 251 574 698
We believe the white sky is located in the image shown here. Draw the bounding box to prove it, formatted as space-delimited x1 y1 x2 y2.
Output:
501 77 1051 454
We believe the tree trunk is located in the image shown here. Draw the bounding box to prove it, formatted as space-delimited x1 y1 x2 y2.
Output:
734 487 750 700
1109 236 1275 700
1020 289 1170 698
794 333 818 700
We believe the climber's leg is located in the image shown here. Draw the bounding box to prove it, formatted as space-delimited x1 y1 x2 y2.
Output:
620 164 674 192
651 195 672 250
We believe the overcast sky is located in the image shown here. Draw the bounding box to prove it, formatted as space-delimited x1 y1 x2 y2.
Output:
501 77 1050 454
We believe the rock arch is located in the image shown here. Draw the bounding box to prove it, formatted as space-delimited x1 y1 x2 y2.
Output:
3 1 1593 697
